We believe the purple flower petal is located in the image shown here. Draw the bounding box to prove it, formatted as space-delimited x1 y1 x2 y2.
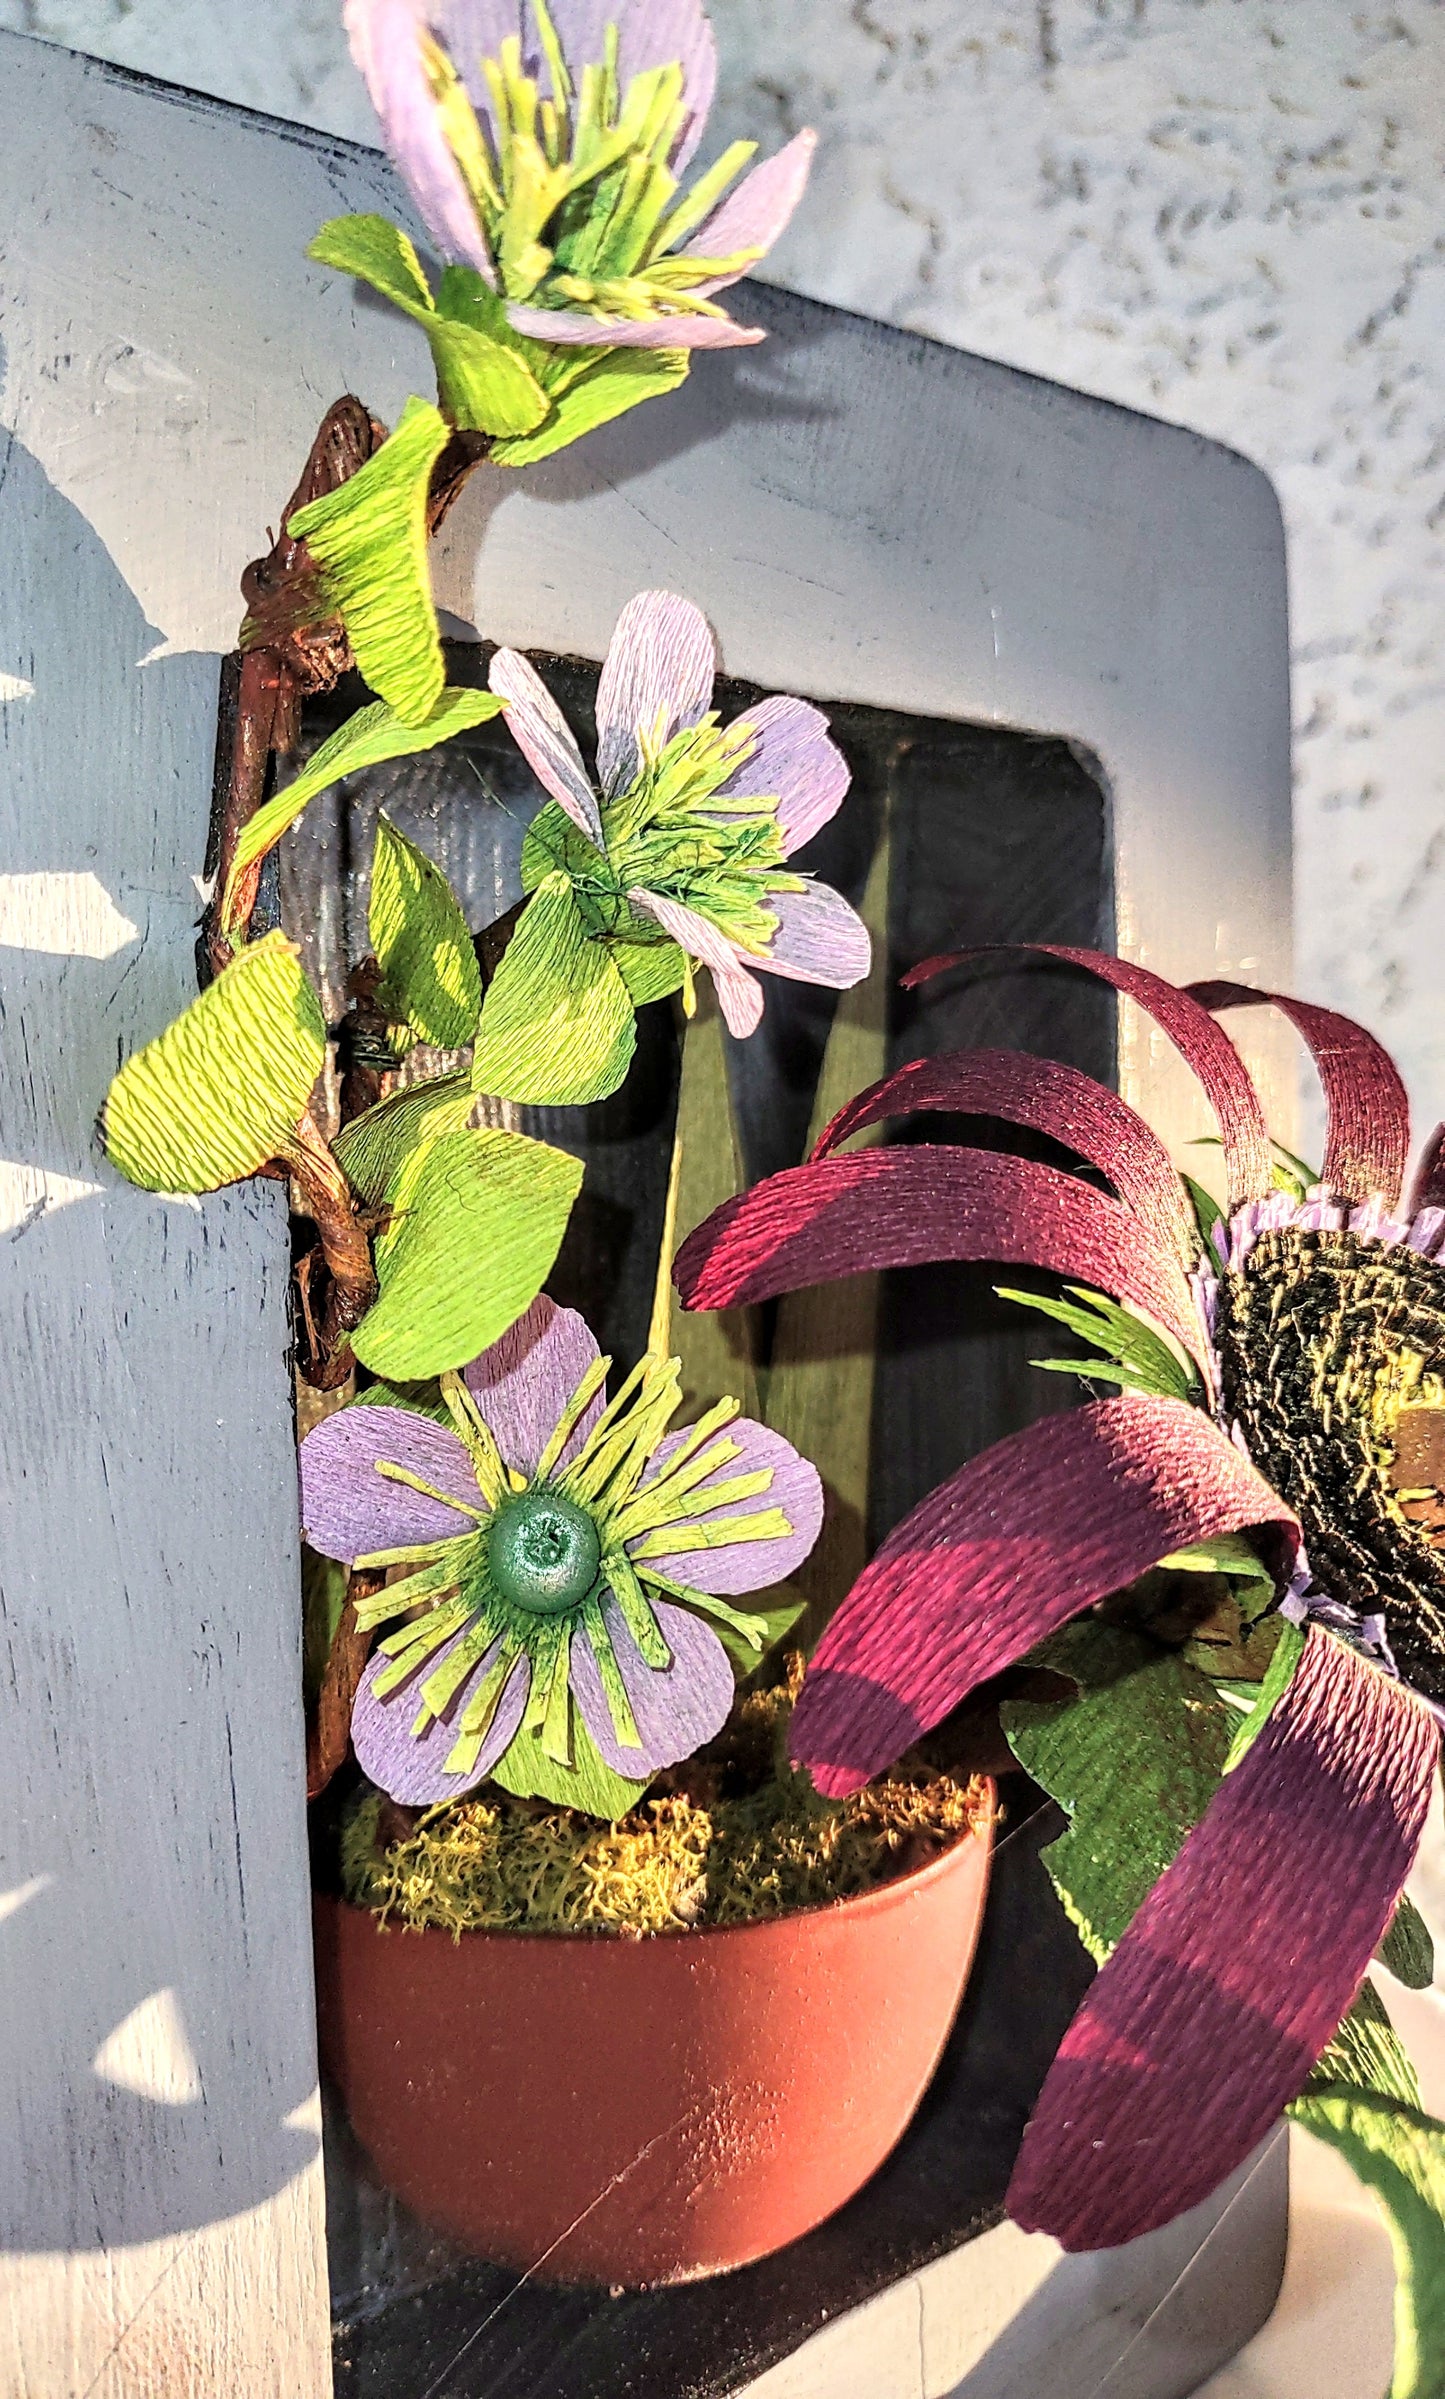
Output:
685 131 817 290
570 1596 734 1774
463 1294 603 1476
631 1419 824 1592
502 302 766 348
1007 1628 1440 2249
545 0 717 169
343 0 496 276
488 648 603 844
715 694 850 854
351 1631 530 1803
1188 979 1410 1212
789 1396 1298 1798
812 1048 1199 1267
298 1405 482 1563
596 591 716 797
628 888 764 1035
753 883 872 991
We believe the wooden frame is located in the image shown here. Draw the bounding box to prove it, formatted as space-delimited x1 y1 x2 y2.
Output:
0 30 1291 2394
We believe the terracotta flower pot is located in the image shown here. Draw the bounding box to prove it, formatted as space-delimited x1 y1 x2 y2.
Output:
313 1788 995 2288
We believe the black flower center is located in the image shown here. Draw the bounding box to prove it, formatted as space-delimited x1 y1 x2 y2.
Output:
487 1490 602 1616
1215 1226 1445 1699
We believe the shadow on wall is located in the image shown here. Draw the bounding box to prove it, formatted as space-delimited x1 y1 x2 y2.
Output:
0 415 320 2244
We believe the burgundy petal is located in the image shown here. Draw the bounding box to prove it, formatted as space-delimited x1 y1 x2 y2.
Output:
463 1295 603 1477
1187 979 1410 1211
1007 1627 1440 2249
673 1145 1208 1374
351 1633 529 1804
813 1048 1197 1266
632 1419 824 1593
789 1396 1296 1797
1409 1123 1445 1214
903 946 1273 1209
570 1598 735 1775
298 1405 481 1564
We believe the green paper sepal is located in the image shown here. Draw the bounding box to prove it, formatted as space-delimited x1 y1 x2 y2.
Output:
490 343 690 468
471 872 637 1105
489 1714 650 1822
307 220 549 439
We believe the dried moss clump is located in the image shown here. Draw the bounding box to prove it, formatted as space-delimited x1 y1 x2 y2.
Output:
340 1664 990 1940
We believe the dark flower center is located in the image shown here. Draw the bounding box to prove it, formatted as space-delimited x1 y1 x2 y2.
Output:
487 1490 602 1616
1215 1226 1445 1699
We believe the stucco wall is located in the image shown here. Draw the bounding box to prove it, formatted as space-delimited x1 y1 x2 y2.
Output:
6 0 1445 1128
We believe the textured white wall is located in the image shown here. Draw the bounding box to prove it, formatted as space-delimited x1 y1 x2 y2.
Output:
5 0 1445 1128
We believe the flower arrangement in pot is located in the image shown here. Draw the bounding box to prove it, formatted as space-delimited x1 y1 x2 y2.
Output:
97 0 996 2292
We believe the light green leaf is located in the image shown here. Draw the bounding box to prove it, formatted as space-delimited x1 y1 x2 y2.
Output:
352 1125 583 1380
302 1545 350 1711
369 816 482 1050
471 872 636 1105
997 1281 1198 1402
103 931 325 1193
1380 1896 1436 1992
1000 1619 1232 1965
332 1072 475 1208
223 687 503 937
287 395 449 724
1181 1171 1226 1252
308 213 434 316
308 222 547 436
1314 1981 1422 2110
353 1375 453 1426
613 936 688 1007
1222 1615 1306 1772
1289 2086 1445 2399
490 1712 649 1820
710 1588 805 1675
490 345 690 467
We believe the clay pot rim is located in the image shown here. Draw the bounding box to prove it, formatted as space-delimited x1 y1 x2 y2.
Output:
329 1776 996 1951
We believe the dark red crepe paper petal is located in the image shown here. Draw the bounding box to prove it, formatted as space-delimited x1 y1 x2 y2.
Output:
1409 1122 1445 1214
789 1395 1296 1797
902 945 1273 1209
673 1145 1207 1373
811 1047 1196 1266
1007 1626 1439 2250
1187 979 1409 1210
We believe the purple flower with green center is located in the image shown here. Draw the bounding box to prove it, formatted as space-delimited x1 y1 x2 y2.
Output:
298 1293 822 1812
474 589 871 1103
343 0 814 347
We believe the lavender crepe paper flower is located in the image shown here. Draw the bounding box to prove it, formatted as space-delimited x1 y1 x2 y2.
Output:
482 589 870 1078
344 0 814 348
298 1293 822 1812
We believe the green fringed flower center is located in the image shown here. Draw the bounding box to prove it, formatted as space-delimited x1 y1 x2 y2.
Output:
487 1488 602 1614
1215 1226 1445 1698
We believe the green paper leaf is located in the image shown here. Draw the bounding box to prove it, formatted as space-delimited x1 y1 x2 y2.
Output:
998 1281 1198 1402
308 222 547 436
1181 1171 1226 1252
490 345 690 468
1000 1619 1232 1965
1314 1981 1422 2110
223 687 503 937
1222 1615 1306 1772
1380 1895 1436 1992
471 872 636 1105
1289 2085 1445 2399
490 1713 649 1820
352 1375 453 1425
352 1124 583 1380
710 1588 806 1674
613 935 688 1007
332 1072 475 1208
103 931 325 1193
308 212 433 316
369 816 482 1050
287 395 449 724
302 1544 350 1711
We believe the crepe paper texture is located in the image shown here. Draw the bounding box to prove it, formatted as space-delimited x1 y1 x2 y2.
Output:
337 0 814 370
298 1293 823 1815
676 942 1445 2275
369 814 483 1052
471 589 870 1103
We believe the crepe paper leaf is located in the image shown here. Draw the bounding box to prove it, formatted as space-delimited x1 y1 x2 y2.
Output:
1181 1170 1227 1251
674 1144 1210 1377
222 687 504 937
308 211 434 315
490 1707 650 1821
790 1394 1297 1799
1180 1588 1283 1685
816 1046 1198 1268
710 1589 806 1675
1001 1620 1232 1966
1222 1615 1307 1772
1289 2088 1445 2399
1189 978 1411 1212
470 872 636 1105
103 931 325 1193
358 1375 454 1426
669 983 761 1426
1006 1627 1441 2250
309 219 549 436
351 1126 583 1379
369 815 482 1050
1312 1980 1421 2110
489 345 690 468
302 1546 351 1712
1160 1532 1279 1628
902 945 1274 1210
1380 1896 1436 1992
998 1282 1198 1403
332 1073 476 1208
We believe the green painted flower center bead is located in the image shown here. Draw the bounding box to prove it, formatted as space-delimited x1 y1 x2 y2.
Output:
487 1490 601 1615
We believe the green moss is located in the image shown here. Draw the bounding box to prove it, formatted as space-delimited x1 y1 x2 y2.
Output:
339 1666 991 1939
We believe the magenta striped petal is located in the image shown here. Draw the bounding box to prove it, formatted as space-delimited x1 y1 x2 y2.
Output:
686 131 817 289
632 1420 823 1592
789 1397 1295 1797
343 0 496 276
813 1048 1197 1266
715 694 850 855
596 590 716 797
463 1295 603 1477
904 946 1273 1209
628 888 764 1034
352 1632 530 1803
672 1145 1209 1373
570 1597 735 1775
504 302 766 348
754 884 871 990
1007 1627 1440 2248
1187 979 1410 1210
298 1405 481 1563
488 648 603 844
